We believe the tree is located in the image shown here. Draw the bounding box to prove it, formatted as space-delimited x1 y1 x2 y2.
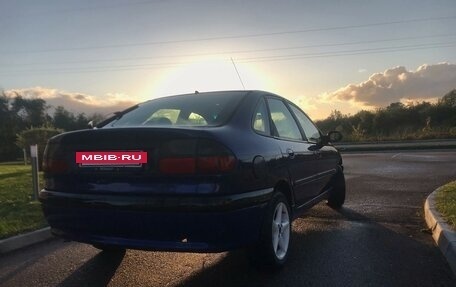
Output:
75 113 90 130
315 89 456 141
53 106 96 131
329 110 344 121
16 127 62 168
53 106 76 131
440 89 456 107
88 113 106 125
0 92 21 160
11 95 48 128
351 110 375 135
0 92 109 162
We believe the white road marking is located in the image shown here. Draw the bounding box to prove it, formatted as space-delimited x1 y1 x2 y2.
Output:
399 154 437 159
344 204 421 209
391 153 402 159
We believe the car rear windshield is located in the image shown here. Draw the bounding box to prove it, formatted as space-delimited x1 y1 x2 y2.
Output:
101 91 246 128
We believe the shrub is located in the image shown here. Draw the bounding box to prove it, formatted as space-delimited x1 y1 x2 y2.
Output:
16 127 63 168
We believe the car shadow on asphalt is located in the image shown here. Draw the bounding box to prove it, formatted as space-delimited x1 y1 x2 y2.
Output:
174 207 455 287
0 238 62 286
57 250 125 287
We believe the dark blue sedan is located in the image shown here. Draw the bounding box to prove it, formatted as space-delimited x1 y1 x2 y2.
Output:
39 90 345 268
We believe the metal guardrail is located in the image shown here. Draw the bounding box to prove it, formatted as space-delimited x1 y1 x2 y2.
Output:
335 139 456 152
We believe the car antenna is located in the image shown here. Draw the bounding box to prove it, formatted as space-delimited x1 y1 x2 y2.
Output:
230 57 246 90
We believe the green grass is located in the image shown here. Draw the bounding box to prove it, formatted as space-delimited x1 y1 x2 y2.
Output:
435 181 456 229
0 164 47 239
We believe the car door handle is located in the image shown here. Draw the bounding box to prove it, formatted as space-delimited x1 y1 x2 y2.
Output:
313 150 322 158
286 148 295 159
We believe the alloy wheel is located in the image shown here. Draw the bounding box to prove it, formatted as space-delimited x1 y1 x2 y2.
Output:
271 202 290 260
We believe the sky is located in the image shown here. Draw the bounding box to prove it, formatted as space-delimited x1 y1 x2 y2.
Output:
1 0 456 119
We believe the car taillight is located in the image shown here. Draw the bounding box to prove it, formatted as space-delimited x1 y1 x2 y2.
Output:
159 157 196 174
159 139 236 175
197 156 236 172
42 143 70 174
43 159 69 174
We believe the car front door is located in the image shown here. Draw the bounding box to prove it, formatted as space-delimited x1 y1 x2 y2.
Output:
288 103 338 195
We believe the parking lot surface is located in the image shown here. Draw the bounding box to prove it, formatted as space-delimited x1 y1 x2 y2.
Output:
1 151 455 287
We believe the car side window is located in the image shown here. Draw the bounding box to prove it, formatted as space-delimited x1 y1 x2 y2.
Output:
252 98 271 135
267 98 302 141
289 104 321 143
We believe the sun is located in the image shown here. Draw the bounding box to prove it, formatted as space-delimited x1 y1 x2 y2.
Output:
144 58 272 98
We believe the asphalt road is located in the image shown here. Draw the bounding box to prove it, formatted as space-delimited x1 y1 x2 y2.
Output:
1 151 456 287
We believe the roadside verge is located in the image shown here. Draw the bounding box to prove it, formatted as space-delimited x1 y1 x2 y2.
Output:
0 227 53 254
425 186 456 274
336 139 456 152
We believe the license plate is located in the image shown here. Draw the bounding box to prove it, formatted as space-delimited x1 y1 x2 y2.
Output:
76 151 147 166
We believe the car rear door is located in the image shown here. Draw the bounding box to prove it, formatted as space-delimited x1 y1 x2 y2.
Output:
265 98 321 206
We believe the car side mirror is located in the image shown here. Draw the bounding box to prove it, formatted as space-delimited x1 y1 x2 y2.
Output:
319 131 343 146
328 131 343 143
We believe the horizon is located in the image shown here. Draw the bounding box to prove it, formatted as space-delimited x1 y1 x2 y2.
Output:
2 86 454 121
1 0 456 120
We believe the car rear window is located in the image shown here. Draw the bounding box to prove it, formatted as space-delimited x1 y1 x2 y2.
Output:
102 91 246 128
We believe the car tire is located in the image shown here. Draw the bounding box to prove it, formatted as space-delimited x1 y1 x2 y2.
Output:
250 191 291 269
327 167 346 209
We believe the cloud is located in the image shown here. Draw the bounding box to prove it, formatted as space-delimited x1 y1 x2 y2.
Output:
4 87 135 116
295 96 318 111
74 94 87 101
326 63 456 107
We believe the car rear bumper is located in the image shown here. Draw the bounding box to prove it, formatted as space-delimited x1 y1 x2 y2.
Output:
39 188 273 252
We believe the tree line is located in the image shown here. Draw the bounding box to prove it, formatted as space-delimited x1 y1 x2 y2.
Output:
0 92 105 162
1 89 455 162
315 89 456 142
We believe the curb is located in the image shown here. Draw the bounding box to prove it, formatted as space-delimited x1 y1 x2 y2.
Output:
424 187 456 275
0 227 53 254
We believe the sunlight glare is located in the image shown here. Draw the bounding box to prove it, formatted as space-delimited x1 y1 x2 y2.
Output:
145 58 272 98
